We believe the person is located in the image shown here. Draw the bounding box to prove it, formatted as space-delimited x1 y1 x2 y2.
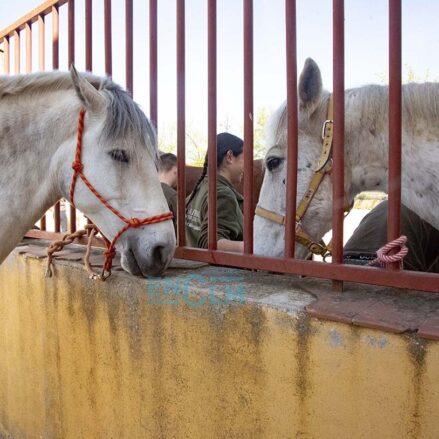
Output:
343 200 439 272
186 132 244 252
158 152 178 233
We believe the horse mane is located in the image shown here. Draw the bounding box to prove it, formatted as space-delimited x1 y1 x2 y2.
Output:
267 81 439 154
0 71 158 164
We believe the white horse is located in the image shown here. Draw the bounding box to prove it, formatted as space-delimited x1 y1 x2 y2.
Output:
0 67 175 276
254 58 439 258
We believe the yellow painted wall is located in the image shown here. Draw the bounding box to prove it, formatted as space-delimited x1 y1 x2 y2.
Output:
0 252 438 438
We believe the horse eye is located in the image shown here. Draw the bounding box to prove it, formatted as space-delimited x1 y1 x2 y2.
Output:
266 156 283 172
109 149 129 163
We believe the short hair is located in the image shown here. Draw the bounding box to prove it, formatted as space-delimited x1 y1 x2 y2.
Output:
159 152 177 172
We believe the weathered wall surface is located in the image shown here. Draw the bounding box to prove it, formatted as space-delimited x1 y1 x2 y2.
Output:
0 249 438 439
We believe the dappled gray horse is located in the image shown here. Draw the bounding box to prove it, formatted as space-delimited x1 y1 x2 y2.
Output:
0 67 175 276
254 58 439 258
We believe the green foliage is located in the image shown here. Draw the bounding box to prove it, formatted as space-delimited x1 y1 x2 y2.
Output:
157 106 272 165
158 125 177 154
253 107 270 160
375 64 437 84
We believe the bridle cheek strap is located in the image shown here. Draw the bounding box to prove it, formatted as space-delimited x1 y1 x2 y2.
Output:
70 108 173 279
254 205 329 256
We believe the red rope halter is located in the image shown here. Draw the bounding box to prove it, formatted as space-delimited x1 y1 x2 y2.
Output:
70 108 173 279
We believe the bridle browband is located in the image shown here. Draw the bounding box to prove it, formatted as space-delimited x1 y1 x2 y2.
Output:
70 108 174 279
255 95 352 257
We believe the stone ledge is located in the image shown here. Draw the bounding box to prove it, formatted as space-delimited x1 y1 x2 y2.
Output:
14 238 439 338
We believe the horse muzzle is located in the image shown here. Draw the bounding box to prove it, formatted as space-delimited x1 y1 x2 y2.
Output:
121 234 176 277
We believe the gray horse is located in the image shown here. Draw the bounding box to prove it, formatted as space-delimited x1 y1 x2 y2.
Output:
254 58 439 258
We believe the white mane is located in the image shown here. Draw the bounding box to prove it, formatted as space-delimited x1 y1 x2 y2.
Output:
0 71 158 162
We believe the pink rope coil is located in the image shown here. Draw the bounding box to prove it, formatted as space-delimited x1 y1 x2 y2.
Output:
374 235 409 269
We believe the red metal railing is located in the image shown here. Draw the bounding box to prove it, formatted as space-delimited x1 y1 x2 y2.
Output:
173 0 438 294
68 0 76 233
176 0 186 247
388 0 403 271
332 0 345 291
149 0 158 128
284 0 298 260
207 0 218 251
52 4 61 233
104 0 112 76
243 0 254 255
85 0 92 71
125 0 133 95
1 0 438 293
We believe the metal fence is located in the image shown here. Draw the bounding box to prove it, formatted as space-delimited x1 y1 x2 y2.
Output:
1 0 438 293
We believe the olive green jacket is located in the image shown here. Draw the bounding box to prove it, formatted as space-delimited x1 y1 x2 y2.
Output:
161 182 177 234
186 175 244 248
344 200 439 272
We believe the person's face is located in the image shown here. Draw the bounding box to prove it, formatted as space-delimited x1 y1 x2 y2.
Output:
228 151 244 185
168 165 178 188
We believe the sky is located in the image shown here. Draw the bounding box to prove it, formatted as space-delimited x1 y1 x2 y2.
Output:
1 0 439 147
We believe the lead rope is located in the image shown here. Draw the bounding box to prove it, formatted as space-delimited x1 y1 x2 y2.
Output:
368 235 409 269
45 224 107 279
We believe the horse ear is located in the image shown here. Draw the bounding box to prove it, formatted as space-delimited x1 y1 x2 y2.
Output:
70 64 106 112
298 58 322 116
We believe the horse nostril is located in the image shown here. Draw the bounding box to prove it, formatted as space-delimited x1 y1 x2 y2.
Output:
152 244 167 265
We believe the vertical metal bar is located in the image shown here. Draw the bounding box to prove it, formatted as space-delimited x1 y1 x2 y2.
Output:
207 0 217 250
53 202 61 232
25 23 36 229
38 15 46 230
82 55 90 238
25 23 32 73
40 215 47 231
85 0 92 70
388 0 402 270
52 5 59 69
284 0 298 258
68 0 76 233
68 0 75 67
3 36 10 73
176 0 186 247
332 0 345 292
38 15 45 71
125 0 133 95
54 204 61 234
52 5 60 232
14 31 20 74
243 0 254 254
104 0 112 76
150 0 158 128
83 8 92 245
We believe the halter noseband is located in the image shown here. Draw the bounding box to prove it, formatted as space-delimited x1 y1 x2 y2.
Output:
255 95 352 258
70 108 174 279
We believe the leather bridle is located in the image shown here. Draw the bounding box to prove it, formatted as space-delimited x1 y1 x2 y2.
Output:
255 95 352 257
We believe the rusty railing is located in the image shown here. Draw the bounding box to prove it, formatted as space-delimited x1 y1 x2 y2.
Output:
1 0 438 293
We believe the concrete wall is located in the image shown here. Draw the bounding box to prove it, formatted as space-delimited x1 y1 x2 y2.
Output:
0 250 438 438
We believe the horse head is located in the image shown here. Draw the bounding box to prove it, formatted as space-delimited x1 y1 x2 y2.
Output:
56 67 176 276
254 58 347 259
